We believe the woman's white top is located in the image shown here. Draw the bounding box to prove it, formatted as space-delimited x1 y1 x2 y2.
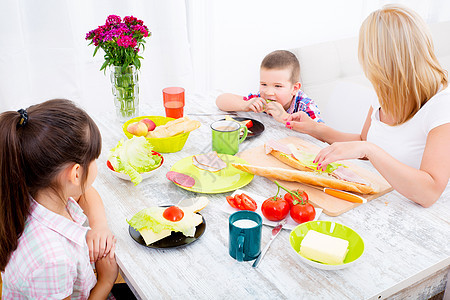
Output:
367 87 450 197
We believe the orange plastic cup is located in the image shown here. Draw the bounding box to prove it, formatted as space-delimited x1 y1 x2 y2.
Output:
163 87 185 119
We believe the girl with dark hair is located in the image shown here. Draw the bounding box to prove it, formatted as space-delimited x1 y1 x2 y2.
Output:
0 99 118 299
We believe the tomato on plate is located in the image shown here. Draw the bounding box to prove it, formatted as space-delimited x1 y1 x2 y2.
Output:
261 196 290 221
240 193 257 211
290 200 315 224
226 196 238 209
163 206 184 222
226 193 257 211
244 120 253 128
284 189 309 207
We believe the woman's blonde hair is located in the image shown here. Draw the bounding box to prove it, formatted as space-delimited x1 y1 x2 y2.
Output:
358 4 448 124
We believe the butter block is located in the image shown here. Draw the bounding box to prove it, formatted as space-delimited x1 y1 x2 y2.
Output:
139 229 172 245
299 230 349 265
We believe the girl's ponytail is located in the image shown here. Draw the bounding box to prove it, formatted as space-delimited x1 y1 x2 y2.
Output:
0 110 31 271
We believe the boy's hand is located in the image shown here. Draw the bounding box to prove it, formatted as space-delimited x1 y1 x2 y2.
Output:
245 97 266 113
265 102 289 122
86 225 116 262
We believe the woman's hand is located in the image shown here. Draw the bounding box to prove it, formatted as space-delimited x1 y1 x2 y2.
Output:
86 225 116 262
265 102 289 122
245 97 266 113
314 141 371 171
284 111 317 134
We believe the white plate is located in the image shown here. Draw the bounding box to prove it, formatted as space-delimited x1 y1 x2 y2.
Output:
220 189 322 230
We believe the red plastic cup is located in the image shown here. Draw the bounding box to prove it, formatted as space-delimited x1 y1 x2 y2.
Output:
163 87 185 119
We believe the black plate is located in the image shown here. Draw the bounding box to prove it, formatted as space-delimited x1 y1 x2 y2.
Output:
220 117 265 138
128 212 206 249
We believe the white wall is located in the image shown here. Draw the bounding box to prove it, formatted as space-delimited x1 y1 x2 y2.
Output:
190 0 450 100
0 0 193 115
1 0 449 114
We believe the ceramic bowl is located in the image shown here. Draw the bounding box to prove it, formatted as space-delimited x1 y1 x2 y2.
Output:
106 151 164 181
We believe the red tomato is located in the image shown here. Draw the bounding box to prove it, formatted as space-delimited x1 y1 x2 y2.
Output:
284 190 309 207
226 194 257 211
234 194 243 209
261 197 290 221
245 120 253 128
226 196 238 209
240 193 257 211
163 206 184 222
290 201 316 224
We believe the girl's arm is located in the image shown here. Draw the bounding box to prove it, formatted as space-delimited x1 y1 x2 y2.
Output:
314 123 450 207
88 250 119 300
77 187 115 262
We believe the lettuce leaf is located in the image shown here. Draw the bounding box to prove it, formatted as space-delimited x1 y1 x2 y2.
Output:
108 136 162 185
127 208 167 233
283 146 342 174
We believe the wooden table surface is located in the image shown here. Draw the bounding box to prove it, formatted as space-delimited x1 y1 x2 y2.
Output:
91 95 450 300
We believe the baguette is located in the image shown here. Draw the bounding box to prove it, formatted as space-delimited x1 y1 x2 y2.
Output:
232 163 377 194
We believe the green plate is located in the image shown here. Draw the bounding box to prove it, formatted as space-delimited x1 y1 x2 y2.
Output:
169 154 254 194
289 221 364 270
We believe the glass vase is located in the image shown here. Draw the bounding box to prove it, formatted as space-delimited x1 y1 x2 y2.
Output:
110 65 139 121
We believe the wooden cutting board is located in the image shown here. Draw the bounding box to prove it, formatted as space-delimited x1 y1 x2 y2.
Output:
237 137 393 216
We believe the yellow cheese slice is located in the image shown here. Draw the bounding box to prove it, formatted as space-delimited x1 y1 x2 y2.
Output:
299 230 349 265
139 229 172 245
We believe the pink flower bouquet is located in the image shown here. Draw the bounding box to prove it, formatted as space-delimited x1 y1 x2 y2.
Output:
86 15 150 70
86 15 151 120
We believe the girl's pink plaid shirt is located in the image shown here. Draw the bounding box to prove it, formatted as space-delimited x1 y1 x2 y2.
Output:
1 197 96 299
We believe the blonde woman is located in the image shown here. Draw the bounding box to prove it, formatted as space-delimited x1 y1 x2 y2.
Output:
285 5 450 207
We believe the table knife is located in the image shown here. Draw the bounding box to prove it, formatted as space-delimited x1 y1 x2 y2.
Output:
252 218 287 268
186 112 238 116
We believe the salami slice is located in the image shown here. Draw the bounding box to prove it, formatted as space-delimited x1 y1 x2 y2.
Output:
166 171 195 188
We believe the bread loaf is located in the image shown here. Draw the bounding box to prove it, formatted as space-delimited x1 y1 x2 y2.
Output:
146 117 201 138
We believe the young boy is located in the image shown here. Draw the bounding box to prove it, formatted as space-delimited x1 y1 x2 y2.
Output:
216 50 323 123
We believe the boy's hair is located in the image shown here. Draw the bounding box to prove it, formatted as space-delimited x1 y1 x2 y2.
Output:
261 50 300 84
358 4 448 124
0 99 102 271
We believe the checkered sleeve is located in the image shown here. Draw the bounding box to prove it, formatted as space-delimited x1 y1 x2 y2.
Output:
292 91 324 123
243 92 260 101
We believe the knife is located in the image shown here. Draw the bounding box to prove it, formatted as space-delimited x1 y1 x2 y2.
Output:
252 218 287 268
187 112 238 116
323 188 367 203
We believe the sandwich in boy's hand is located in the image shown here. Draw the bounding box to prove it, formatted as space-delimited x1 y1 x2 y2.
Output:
232 140 377 194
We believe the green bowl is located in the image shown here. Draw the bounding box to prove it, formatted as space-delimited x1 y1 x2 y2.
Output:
289 220 364 270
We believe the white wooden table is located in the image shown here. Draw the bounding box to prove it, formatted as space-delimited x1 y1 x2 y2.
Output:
92 95 450 300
